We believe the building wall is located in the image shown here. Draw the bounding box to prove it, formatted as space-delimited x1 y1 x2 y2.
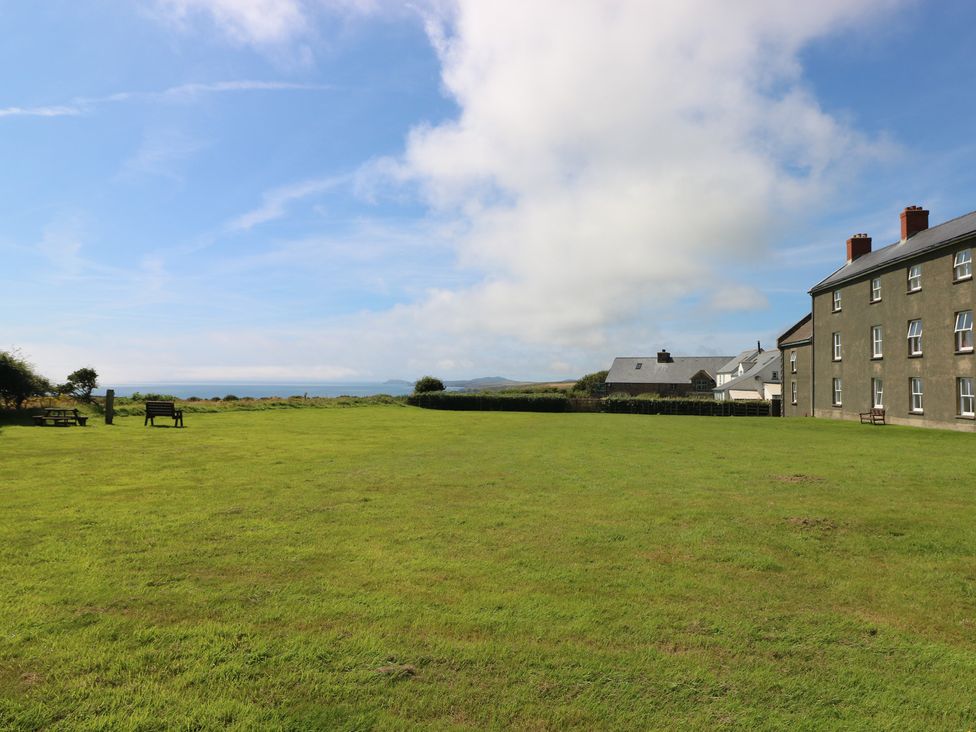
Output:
812 244 975 430
781 342 813 417
605 382 706 397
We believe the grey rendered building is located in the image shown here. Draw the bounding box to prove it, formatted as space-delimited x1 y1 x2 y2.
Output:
778 313 813 417
605 350 730 397
782 205 975 429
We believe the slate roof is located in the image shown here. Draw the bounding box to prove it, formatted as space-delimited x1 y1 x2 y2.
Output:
777 313 813 348
811 209 976 294
713 350 780 394
605 356 731 385
717 349 759 375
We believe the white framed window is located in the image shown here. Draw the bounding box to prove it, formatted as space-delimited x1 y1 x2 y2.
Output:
791 381 797 405
954 249 972 281
870 277 881 302
907 319 923 356
832 378 842 406
959 378 975 417
871 325 883 358
790 350 797 373
832 289 842 311
910 377 924 413
955 310 973 352
832 332 842 361
907 264 922 292
872 378 884 409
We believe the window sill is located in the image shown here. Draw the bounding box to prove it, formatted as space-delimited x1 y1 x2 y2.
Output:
870 299 881 304
954 276 973 284
908 354 923 359
832 309 842 314
907 288 921 295
957 415 975 421
956 350 974 355
870 356 883 361
908 411 924 416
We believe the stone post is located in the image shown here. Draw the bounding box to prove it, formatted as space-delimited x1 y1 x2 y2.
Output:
105 389 115 425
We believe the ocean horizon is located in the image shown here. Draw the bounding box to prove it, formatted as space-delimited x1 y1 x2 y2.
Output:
103 383 415 399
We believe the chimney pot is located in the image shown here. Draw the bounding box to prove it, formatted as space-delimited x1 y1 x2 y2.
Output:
846 233 872 263
900 205 929 240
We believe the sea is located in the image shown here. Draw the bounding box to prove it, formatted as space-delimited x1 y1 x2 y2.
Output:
105 383 415 399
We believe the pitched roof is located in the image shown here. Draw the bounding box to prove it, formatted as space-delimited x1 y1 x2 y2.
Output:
777 313 812 348
713 350 780 393
717 349 759 375
605 356 731 385
811 209 976 293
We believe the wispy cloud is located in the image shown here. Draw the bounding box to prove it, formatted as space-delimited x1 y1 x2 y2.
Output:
0 105 82 118
118 129 209 181
0 80 329 122
227 177 348 231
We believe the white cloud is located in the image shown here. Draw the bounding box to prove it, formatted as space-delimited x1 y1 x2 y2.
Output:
706 285 769 313
153 0 309 46
0 105 82 118
373 0 898 348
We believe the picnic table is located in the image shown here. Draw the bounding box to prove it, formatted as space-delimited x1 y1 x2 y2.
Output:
33 408 88 427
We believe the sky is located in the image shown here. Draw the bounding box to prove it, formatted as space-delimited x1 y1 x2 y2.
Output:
3 0 976 384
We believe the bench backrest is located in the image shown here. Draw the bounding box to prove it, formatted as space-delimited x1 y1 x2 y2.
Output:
145 401 177 417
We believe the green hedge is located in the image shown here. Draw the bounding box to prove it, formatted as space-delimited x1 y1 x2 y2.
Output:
603 398 772 416
407 392 774 416
407 391 570 412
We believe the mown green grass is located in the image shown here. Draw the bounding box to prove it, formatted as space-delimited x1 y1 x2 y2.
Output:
1 408 975 730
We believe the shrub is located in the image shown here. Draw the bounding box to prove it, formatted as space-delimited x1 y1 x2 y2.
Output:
0 350 50 409
414 376 445 393
573 370 609 397
223 394 240 401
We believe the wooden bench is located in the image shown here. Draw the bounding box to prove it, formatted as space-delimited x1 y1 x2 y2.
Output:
145 401 184 428
33 408 88 427
859 408 886 425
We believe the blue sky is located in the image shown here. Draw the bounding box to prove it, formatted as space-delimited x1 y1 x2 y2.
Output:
3 0 976 384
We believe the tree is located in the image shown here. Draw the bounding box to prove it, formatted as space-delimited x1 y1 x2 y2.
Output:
0 350 51 409
574 370 609 397
414 376 445 393
64 367 98 402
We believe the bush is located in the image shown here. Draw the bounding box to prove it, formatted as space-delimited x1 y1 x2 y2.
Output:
414 376 445 393
131 392 179 402
408 391 569 412
63 367 98 402
0 350 50 409
573 370 609 397
223 394 240 401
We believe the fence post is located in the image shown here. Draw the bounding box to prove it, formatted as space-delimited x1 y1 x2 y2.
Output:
105 389 115 425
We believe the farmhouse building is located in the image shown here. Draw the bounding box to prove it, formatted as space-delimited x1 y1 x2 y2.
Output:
712 348 781 402
780 206 974 429
605 350 730 397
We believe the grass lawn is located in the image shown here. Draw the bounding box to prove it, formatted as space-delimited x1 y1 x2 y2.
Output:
1 406 975 730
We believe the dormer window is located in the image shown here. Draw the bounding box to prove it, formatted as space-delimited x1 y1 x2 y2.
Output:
832 290 842 311
907 264 922 292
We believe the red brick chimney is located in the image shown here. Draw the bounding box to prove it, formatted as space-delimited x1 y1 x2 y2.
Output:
846 233 872 263
900 205 929 240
